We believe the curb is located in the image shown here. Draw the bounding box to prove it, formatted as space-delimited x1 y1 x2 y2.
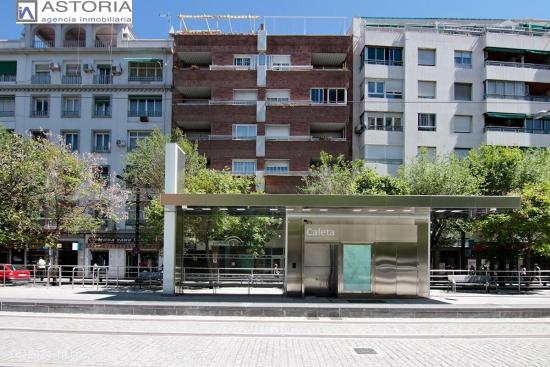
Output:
2 300 550 318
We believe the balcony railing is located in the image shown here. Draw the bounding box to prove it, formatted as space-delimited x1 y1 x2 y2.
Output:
128 75 163 82
94 40 114 48
0 110 15 117
31 74 51 84
270 65 314 71
128 110 162 117
0 74 16 82
485 93 550 102
367 126 404 132
93 75 113 84
92 109 112 118
209 100 257 106
366 158 404 165
209 65 256 71
365 59 403 66
63 40 86 48
485 60 550 71
184 134 232 141
484 126 550 134
62 75 82 84
31 110 48 117
33 40 54 49
62 110 80 118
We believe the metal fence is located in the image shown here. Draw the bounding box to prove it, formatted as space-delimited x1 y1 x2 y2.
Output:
176 267 284 295
430 269 550 292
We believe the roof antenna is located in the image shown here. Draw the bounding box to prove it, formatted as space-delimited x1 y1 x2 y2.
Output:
159 13 175 35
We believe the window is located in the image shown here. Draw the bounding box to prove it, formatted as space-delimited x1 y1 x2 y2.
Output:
65 64 81 75
418 81 436 99
232 124 257 140
363 46 403 66
366 112 403 131
270 55 291 70
418 113 436 131
266 89 290 104
418 49 436 66
128 95 162 117
367 80 403 99
34 64 50 75
128 61 163 82
232 160 256 175
233 89 258 103
265 160 289 175
93 131 110 152
94 64 112 84
454 148 471 160
364 145 404 165
128 131 151 151
93 96 111 118
485 80 527 98
0 61 17 82
454 115 473 133
233 55 253 68
32 64 50 84
310 88 346 104
454 83 472 101
455 51 472 68
417 146 436 159
31 96 49 117
265 125 290 140
62 96 80 117
0 96 15 117
63 131 79 151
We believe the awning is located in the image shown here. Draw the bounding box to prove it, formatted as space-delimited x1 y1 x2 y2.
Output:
0 61 17 75
485 47 550 56
125 58 163 63
485 112 528 119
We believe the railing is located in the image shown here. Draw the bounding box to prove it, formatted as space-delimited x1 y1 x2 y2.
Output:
33 40 55 49
209 65 256 71
485 93 550 103
63 40 86 48
270 65 314 71
31 74 51 84
128 110 162 118
62 110 80 118
484 126 550 134
485 60 550 71
0 74 16 82
128 75 163 82
178 267 284 295
209 100 257 106
31 110 48 117
366 158 404 165
92 109 112 118
365 59 403 66
430 269 550 292
0 110 15 117
94 40 114 48
93 74 113 84
62 75 82 84
367 126 404 132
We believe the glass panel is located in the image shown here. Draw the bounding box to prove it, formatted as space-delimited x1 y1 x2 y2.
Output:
343 244 372 293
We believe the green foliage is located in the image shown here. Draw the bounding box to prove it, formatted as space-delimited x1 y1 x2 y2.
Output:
185 168 255 194
302 152 365 195
354 167 409 195
399 148 481 195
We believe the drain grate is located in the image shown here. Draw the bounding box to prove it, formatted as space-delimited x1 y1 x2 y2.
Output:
354 348 377 355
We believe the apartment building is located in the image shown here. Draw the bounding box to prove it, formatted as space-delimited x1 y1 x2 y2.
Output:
0 23 173 272
351 18 550 175
173 25 353 193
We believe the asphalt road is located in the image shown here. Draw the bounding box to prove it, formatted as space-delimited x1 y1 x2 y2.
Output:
0 312 549 366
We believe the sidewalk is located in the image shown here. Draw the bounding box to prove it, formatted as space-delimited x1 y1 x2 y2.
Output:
2 285 550 318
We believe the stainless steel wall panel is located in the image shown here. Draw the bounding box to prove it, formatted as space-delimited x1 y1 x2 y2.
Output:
416 221 430 297
286 218 303 296
374 243 397 295
396 243 418 296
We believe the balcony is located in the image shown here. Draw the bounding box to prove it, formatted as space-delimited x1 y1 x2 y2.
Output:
128 110 162 118
483 127 550 147
92 109 112 118
31 110 48 118
174 68 256 91
31 74 51 84
93 75 113 85
0 75 16 83
62 110 80 118
485 60 550 71
63 40 86 48
128 75 163 82
33 40 54 49
0 110 15 117
62 75 82 84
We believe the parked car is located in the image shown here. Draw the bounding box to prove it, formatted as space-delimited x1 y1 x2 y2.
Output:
0 264 31 284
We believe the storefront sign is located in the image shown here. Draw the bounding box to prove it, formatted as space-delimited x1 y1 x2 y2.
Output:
304 225 339 242
16 0 133 24
87 233 135 249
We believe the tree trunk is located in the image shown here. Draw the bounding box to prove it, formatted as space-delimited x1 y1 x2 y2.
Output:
460 230 466 270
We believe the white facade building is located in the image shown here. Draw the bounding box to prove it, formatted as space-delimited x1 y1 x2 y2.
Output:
351 18 550 175
0 23 173 272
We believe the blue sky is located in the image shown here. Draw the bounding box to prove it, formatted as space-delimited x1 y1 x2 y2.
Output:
1 0 549 39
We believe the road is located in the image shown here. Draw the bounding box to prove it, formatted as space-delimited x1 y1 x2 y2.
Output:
0 312 549 366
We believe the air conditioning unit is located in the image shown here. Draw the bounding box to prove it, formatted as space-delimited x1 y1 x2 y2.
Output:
116 139 126 147
49 62 61 71
83 64 94 73
111 65 123 75
139 116 149 123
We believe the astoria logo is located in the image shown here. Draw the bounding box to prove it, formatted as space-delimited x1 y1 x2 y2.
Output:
16 0 37 23
40 1 131 12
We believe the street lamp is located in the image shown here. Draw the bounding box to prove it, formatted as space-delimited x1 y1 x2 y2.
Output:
534 109 550 120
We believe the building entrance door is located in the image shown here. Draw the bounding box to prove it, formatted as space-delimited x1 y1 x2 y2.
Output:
303 243 338 296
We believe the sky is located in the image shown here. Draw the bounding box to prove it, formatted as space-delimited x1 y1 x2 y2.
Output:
0 0 549 39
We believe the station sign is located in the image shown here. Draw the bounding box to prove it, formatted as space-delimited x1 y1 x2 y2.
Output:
16 0 132 24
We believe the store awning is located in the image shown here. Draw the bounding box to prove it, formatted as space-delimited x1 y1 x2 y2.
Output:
485 112 528 119
0 61 17 75
485 47 550 56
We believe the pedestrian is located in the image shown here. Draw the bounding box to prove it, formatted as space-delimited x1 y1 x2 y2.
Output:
468 265 476 275
37 257 46 281
534 264 542 284
272 263 280 279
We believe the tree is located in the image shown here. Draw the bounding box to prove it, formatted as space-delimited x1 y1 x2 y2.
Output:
354 167 409 195
302 152 365 195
